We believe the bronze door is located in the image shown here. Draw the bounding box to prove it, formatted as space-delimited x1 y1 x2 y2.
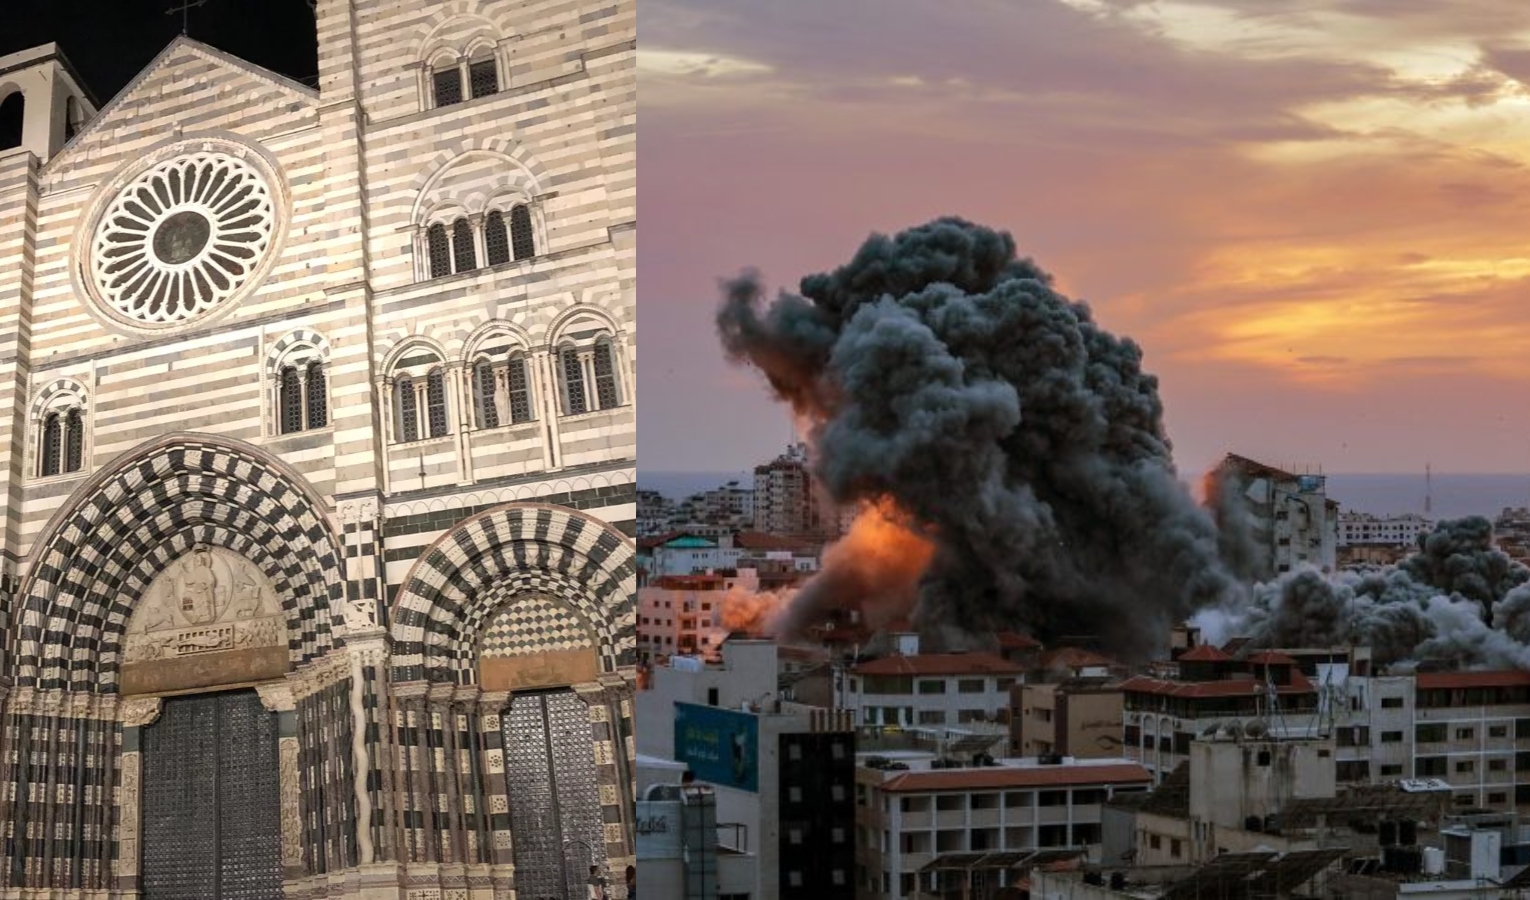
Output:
140 690 282 899
503 690 608 900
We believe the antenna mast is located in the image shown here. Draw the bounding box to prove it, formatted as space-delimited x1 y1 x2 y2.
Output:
1425 462 1432 517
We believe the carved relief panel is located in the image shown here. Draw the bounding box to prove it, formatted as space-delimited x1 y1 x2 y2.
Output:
121 545 288 694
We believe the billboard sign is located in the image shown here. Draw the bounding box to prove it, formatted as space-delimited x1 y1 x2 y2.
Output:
673 702 759 793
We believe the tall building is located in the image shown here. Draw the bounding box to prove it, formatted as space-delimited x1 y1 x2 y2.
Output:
637 639 857 900
753 443 833 536
0 4 635 898
1208 453 1339 578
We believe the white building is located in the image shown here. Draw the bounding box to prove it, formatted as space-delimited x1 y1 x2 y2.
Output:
1209 454 1339 576
1339 511 1432 548
856 754 1152 899
845 635 1027 731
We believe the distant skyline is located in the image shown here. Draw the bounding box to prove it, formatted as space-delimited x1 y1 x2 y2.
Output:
641 0 1530 476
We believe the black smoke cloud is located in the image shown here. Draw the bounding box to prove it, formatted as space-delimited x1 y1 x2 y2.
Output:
1202 516 1530 669
717 218 1238 658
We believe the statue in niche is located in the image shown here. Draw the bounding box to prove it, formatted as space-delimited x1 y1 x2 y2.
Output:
176 545 227 625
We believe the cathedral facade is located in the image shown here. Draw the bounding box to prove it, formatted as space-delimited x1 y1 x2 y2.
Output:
0 1 636 898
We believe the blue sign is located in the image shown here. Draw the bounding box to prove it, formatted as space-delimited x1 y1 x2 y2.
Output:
673 703 759 793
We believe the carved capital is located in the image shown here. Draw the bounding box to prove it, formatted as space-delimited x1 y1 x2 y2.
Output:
121 696 163 728
255 681 296 712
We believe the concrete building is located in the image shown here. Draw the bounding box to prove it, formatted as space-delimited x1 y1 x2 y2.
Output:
845 636 1025 729
637 639 857 900
753 443 835 536
1339 511 1433 548
1012 679 1126 759
1208 454 1339 577
855 753 1151 899
0 5 636 898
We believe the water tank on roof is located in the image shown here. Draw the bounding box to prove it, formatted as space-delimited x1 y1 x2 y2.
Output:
1422 847 1445 876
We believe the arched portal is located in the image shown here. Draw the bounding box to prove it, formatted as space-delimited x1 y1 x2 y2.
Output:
388 503 636 897
0 434 350 896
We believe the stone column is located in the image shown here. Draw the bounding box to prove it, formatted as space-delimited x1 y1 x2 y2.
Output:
255 681 304 880
116 696 161 893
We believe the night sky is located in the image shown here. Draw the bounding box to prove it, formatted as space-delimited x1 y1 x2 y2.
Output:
3 0 317 103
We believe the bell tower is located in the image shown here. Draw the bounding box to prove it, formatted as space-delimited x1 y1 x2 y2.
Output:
0 43 97 161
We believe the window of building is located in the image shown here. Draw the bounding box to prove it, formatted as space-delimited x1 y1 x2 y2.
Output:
426 369 449 437
1417 756 1447 777
1491 725 1509 739
452 217 477 273
1456 759 1475 774
433 65 463 107
958 679 986 694
593 339 620 409
510 204 535 260
1416 724 1447 743
1381 696 1404 708
918 710 946 725
427 223 451 278
1380 764 1403 776
484 209 511 266
1490 758 1508 772
304 361 326 429
1490 792 1508 805
1170 838 1182 858
469 53 499 98
1381 731 1403 743
1456 727 1475 741
561 346 587 415
917 680 946 694
38 403 88 477
395 375 419 442
1149 834 1162 850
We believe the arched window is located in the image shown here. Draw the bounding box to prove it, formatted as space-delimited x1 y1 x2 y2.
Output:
510 204 535 261
508 354 532 423
561 346 587 415
39 412 61 477
484 210 510 267
427 224 451 279
593 340 620 410
279 366 303 434
64 409 84 473
0 91 23 152
474 360 500 429
452 218 477 273
64 96 80 144
305 361 327 430
433 63 463 107
469 51 499 99
426 369 449 437
396 375 419 443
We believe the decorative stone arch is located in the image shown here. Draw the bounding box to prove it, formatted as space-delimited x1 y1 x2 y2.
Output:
463 319 535 360
410 149 545 224
381 334 453 372
389 503 635 686
265 327 331 378
546 304 623 351
8 433 347 691
30 376 89 421
415 11 506 66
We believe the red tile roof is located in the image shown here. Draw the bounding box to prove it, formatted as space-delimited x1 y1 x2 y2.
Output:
1178 644 1232 662
649 575 728 590
1121 673 1315 698
853 652 1025 677
733 531 814 551
998 632 1042 651
879 763 1151 793
1040 647 1117 671
1415 670 1530 690
1247 651 1298 665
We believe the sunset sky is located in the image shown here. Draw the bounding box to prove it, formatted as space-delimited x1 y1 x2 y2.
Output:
641 0 1530 476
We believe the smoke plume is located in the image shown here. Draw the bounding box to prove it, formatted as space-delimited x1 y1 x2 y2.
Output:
718 218 1238 659
1195 516 1530 669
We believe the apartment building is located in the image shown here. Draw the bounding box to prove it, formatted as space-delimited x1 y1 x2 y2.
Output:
1011 679 1125 759
855 755 1151 899
846 639 1025 729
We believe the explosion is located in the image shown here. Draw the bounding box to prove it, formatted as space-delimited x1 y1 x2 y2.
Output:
718 218 1237 659
719 586 792 634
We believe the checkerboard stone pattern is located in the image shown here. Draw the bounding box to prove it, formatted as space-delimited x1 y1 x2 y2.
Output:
390 503 635 686
479 593 595 658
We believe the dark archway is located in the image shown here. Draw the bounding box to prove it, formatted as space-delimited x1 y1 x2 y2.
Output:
0 90 24 151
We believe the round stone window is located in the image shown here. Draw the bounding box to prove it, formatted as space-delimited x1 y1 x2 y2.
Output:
89 151 276 326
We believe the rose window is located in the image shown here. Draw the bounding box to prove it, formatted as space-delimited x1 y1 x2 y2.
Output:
90 153 276 325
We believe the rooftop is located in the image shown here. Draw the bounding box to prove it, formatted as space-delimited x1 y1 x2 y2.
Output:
1120 672 1315 698
1415 670 1530 690
876 760 1151 793
854 652 1025 677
